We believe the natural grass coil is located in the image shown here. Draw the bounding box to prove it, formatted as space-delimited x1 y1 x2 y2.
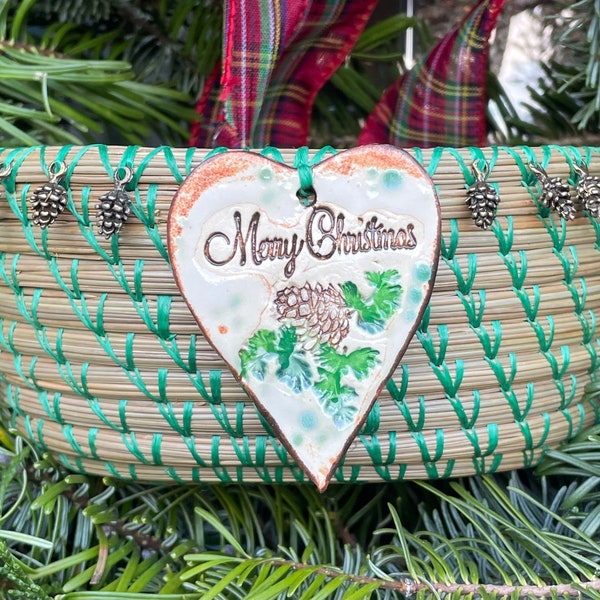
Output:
1 143 600 485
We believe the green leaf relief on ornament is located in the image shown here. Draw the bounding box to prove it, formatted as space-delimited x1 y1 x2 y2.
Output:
340 269 402 333
314 345 380 429
275 327 312 393
239 329 278 381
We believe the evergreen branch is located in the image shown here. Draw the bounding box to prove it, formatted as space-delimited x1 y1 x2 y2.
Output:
179 553 600 599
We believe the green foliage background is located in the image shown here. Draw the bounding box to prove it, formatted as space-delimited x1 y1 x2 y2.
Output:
1 0 600 598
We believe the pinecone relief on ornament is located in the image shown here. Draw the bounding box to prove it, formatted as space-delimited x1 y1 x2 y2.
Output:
275 282 352 350
573 162 600 219
529 162 575 221
96 166 133 239
465 160 500 229
30 161 69 229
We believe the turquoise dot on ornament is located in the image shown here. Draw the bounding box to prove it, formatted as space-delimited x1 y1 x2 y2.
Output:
259 167 273 181
300 411 317 430
404 308 417 322
382 169 402 190
408 287 422 304
292 434 303 446
414 263 431 282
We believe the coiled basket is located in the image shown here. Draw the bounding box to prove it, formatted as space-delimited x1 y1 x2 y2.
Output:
1 144 599 484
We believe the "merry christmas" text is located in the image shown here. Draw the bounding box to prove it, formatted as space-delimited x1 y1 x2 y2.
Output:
203 206 417 278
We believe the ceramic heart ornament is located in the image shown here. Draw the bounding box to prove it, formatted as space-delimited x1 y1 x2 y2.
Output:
167 145 440 491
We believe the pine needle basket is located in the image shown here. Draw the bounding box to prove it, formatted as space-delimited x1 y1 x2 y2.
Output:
1 143 599 485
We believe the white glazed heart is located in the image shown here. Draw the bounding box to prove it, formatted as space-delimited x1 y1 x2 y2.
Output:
168 145 440 491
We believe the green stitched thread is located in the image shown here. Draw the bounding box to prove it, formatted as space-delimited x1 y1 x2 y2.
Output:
386 367 426 431
359 432 397 466
2 144 600 483
293 146 316 206
430 360 464 398
514 285 541 321
87 428 101 459
561 403 586 440
181 436 209 467
440 218 459 260
518 413 551 467
417 325 449 367
530 316 555 352
457 290 486 328
259 146 284 163
463 422 500 467
446 391 479 430
360 400 380 435
333 463 362 484
555 375 577 411
472 320 502 360
411 430 454 479
231 435 267 467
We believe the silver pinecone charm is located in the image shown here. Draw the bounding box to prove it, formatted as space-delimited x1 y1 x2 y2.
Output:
96 166 133 239
30 161 69 228
275 282 351 349
574 162 600 218
465 161 499 229
529 163 575 221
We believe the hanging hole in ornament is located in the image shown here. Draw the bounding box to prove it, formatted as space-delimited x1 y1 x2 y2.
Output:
296 185 317 207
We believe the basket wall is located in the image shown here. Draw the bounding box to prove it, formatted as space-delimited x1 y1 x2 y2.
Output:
0 144 599 484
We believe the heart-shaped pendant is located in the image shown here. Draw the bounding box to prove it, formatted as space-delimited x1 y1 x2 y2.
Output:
168 145 440 490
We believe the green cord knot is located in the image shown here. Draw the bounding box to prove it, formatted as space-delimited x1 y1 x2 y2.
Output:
294 146 316 207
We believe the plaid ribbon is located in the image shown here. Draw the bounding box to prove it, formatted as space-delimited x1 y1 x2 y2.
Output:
359 0 505 148
190 0 376 148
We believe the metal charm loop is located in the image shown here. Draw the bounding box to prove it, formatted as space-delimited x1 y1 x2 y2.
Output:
465 160 499 229
96 166 133 239
529 162 575 221
30 161 69 229
0 162 13 180
574 162 600 219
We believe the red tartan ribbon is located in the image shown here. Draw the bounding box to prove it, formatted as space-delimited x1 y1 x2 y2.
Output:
359 0 505 148
190 0 377 149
